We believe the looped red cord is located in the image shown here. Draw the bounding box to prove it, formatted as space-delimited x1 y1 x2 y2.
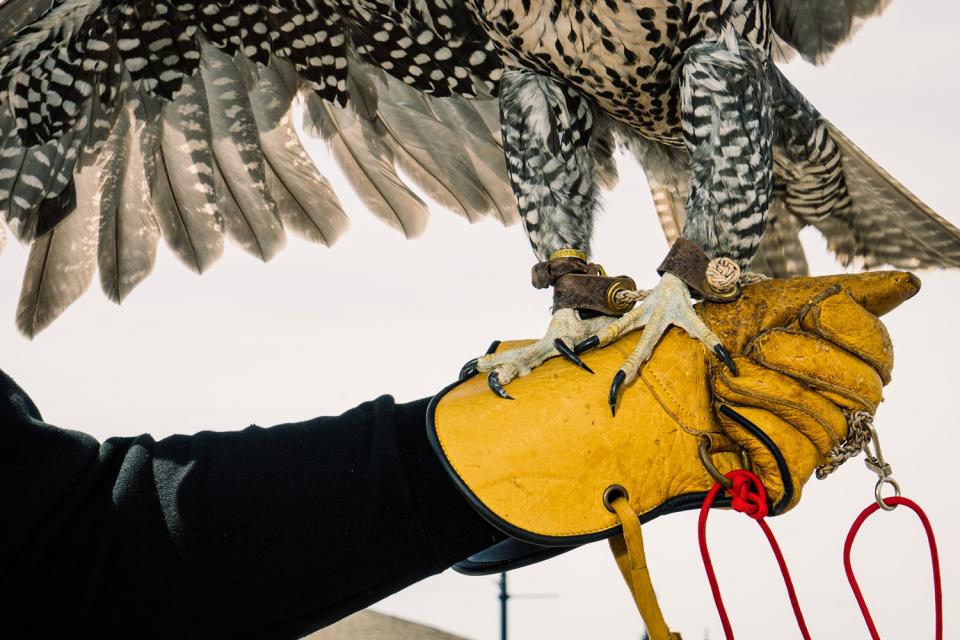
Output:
844 496 942 640
725 470 768 519
698 469 811 640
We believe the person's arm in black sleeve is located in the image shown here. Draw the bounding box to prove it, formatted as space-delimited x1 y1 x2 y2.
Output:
0 369 500 639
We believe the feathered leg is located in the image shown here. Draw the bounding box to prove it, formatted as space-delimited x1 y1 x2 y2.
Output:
580 30 773 413
681 30 772 268
473 68 613 394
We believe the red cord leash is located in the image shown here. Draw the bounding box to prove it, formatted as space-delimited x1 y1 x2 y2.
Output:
698 470 812 640
698 470 943 639
843 496 943 640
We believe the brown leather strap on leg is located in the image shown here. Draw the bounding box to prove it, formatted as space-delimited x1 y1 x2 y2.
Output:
608 496 682 640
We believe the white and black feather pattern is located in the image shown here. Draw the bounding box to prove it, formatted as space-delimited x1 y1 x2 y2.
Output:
815 123 960 270
499 68 599 261
247 61 348 246
200 43 284 261
146 73 223 274
95 94 161 302
15 159 100 337
4 0 958 339
0 0 514 335
771 67 960 270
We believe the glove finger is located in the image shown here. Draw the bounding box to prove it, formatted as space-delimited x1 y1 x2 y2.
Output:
699 271 919 354
745 329 883 413
799 287 893 383
713 357 848 457
717 404 820 514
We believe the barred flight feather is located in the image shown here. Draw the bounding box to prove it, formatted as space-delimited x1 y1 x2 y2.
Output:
313 92 429 238
200 43 284 261
95 94 161 303
2 0 511 338
147 74 223 273
16 161 100 338
815 123 960 270
246 61 348 247
375 77 498 223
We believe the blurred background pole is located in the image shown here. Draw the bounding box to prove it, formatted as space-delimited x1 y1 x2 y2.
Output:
499 572 509 640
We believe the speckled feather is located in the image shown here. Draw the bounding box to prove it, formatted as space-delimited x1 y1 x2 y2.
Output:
1 0 958 336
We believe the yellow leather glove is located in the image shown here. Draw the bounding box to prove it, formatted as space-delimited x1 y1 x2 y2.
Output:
428 271 919 638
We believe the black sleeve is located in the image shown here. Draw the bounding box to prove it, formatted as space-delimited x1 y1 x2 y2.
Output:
0 369 499 639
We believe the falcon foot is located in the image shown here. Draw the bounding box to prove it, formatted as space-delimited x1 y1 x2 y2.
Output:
471 308 615 398
575 273 737 416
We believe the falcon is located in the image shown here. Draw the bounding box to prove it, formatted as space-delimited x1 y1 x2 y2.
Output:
1 0 958 409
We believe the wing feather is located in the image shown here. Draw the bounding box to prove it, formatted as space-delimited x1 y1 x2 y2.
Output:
313 92 429 238
247 62 348 246
377 83 496 223
1 0 513 334
147 74 224 273
747 200 809 277
15 161 99 337
814 122 960 269
200 43 284 261
423 97 518 225
96 94 161 302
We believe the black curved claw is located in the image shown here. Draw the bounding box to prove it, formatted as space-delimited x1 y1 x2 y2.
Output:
609 370 626 417
554 338 594 374
713 344 739 376
574 335 600 355
459 358 479 379
487 371 513 400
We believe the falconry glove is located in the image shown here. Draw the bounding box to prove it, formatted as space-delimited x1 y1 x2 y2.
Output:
429 271 919 639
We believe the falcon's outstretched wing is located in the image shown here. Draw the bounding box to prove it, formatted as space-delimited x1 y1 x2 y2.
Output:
0 0 516 336
769 0 892 64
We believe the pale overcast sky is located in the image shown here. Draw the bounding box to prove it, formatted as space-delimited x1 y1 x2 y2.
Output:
1 1 956 638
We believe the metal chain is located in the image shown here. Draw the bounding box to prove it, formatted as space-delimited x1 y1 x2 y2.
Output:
816 411 874 479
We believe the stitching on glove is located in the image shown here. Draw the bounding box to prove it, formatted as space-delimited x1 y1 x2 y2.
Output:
641 367 715 436
744 329 880 413
714 369 843 451
801 290 892 383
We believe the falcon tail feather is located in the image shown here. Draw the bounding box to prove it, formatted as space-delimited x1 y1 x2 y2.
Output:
813 122 960 270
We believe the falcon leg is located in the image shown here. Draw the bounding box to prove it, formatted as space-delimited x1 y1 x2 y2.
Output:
474 309 616 398
585 31 773 414
473 68 607 394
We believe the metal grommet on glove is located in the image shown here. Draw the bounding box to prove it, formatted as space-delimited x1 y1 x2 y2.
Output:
603 484 629 513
